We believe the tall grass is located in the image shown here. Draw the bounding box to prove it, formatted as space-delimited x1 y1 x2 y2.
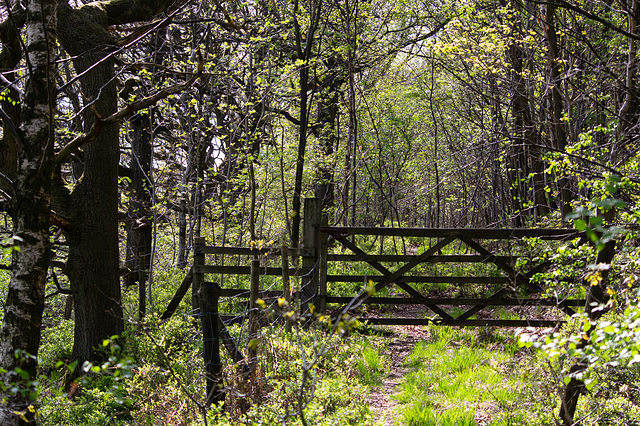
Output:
394 326 538 425
357 344 385 386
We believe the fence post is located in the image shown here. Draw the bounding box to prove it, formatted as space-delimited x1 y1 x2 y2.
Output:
281 245 292 332
301 198 321 314
318 214 328 314
192 237 206 315
248 258 260 371
199 282 224 406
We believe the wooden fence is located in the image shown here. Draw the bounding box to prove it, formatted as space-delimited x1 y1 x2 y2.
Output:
189 198 583 329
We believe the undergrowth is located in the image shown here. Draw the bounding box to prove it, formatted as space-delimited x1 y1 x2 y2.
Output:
390 325 640 426
34 306 387 425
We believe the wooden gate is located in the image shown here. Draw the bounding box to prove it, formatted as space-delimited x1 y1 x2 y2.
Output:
186 198 583 328
318 226 581 327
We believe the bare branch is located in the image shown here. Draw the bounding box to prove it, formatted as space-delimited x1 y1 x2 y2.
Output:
55 61 203 164
56 3 185 96
531 0 640 41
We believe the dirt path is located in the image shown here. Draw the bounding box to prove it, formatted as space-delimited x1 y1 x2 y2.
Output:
368 306 430 425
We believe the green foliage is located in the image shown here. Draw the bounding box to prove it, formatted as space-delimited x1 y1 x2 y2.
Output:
39 319 74 371
565 175 627 251
0 350 40 404
402 399 476 426
520 301 640 389
39 387 133 426
0 236 21 320
1 235 20 259
356 344 385 386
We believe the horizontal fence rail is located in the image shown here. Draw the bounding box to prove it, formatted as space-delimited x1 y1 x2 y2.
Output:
186 198 586 330
320 226 580 239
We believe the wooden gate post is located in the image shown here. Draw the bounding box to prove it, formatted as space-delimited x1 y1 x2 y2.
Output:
281 245 292 332
301 198 321 313
192 237 206 314
199 282 224 406
318 214 328 314
248 258 260 370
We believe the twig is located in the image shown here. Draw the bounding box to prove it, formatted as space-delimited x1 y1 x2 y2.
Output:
55 60 204 165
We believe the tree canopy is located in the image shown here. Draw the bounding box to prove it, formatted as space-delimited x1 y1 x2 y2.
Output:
1 0 640 423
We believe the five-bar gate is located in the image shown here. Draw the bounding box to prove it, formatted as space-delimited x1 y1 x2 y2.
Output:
188 198 583 328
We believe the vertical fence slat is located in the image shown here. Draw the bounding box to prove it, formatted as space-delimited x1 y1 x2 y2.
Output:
318 214 328 314
281 245 292 332
248 258 260 371
192 237 205 314
200 282 224 405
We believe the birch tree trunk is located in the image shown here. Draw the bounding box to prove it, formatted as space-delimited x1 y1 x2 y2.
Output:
0 0 57 423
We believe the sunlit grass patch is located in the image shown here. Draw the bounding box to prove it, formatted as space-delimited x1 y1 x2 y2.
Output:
394 327 537 425
357 344 386 386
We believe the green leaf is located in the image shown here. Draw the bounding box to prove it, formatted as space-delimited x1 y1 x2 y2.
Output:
589 216 603 227
16 369 29 380
574 219 587 231
565 212 581 220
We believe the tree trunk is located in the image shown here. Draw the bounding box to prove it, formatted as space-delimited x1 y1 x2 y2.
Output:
559 237 617 424
616 0 640 163
0 1 25 197
313 57 342 212
544 3 572 221
56 0 176 361
124 104 153 319
0 0 56 423
58 7 124 360
291 0 322 248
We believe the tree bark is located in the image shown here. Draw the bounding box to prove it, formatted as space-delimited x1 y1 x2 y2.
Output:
291 0 322 248
0 1 25 197
313 56 343 211
55 0 175 361
0 0 57 423
559 238 616 425
56 3 124 362
616 0 640 163
544 3 572 221
124 99 153 319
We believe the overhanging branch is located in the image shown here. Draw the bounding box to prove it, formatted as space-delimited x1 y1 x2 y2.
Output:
54 61 203 165
531 0 640 41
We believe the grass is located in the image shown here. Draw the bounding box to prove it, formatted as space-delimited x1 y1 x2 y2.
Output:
393 326 548 426
388 323 640 425
403 401 476 426
357 344 386 386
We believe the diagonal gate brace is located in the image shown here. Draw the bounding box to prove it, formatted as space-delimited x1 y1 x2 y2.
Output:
457 235 541 292
457 235 576 317
331 233 456 322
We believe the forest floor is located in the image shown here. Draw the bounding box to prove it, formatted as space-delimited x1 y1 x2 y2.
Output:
364 302 547 426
